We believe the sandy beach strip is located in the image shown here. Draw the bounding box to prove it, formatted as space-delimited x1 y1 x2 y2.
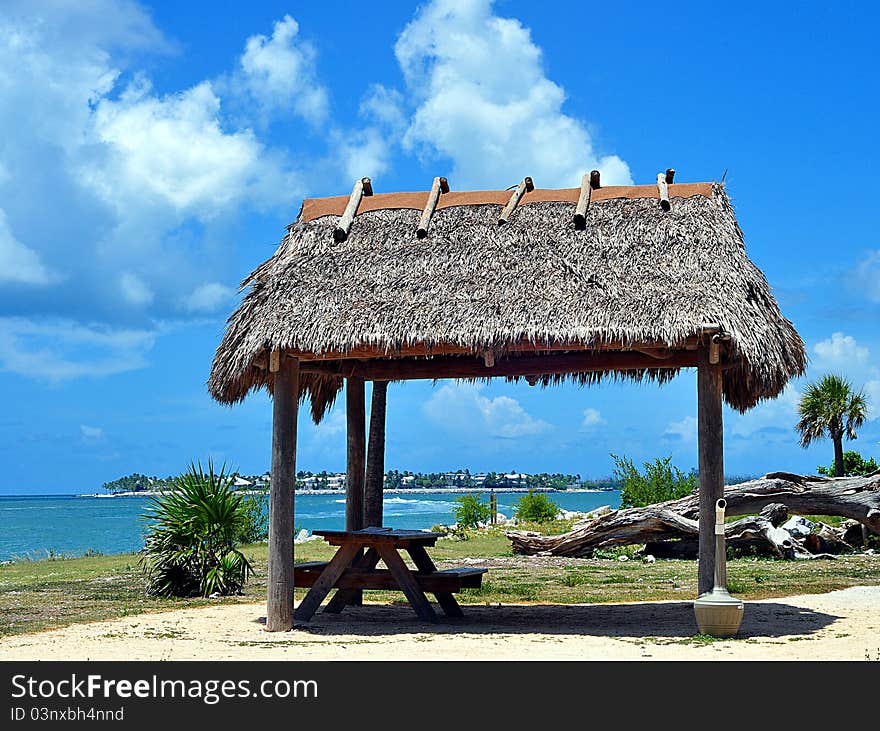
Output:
2 586 878 661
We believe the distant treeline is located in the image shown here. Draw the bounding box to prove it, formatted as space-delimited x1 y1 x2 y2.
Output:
103 469 759 493
102 473 176 493
387 470 587 490
296 469 616 491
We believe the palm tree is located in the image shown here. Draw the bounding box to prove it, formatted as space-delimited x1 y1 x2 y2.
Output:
797 375 869 477
141 461 252 597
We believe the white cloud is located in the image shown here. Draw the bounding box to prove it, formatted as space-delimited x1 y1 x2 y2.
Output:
0 4 305 381
664 415 697 442
0 209 55 285
481 394 549 437
119 272 154 306
236 14 328 124
0 317 157 381
582 408 604 429
854 250 880 303
866 380 880 421
730 383 800 438
393 0 631 188
333 127 394 183
360 85 407 132
183 282 235 313
80 424 105 443
327 85 407 186
316 407 345 437
85 79 291 218
730 332 880 440
1 0 170 56
308 406 346 455
809 332 879 423
423 382 550 438
813 332 869 370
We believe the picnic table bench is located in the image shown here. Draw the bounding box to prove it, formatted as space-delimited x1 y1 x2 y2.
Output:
293 528 487 623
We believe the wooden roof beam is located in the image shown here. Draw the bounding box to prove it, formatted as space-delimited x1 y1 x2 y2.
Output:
657 172 671 212
416 176 449 239
274 335 704 363
251 336 709 370
573 171 595 230
498 176 534 225
299 350 702 382
657 168 675 212
334 177 373 243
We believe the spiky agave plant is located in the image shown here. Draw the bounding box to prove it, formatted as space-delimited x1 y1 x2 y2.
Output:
141 461 253 597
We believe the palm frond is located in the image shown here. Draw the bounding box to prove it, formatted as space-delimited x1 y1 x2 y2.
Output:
140 459 253 597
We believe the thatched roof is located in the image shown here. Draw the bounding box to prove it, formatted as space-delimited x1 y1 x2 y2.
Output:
209 181 805 414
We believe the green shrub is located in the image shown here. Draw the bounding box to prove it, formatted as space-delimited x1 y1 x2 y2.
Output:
452 493 492 528
140 461 253 597
817 450 878 476
237 488 269 543
612 453 697 508
513 491 560 522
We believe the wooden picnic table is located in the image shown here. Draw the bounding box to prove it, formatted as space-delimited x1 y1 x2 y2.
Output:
292 527 486 623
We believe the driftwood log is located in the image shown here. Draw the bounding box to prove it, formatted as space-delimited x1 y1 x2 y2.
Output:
507 471 880 559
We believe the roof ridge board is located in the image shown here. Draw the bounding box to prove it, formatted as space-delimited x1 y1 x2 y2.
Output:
299 182 715 223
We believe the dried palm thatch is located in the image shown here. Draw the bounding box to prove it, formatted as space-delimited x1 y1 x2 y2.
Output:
299 373 342 424
209 183 805 414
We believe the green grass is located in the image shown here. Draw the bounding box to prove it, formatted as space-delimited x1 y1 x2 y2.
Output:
1 527 878 638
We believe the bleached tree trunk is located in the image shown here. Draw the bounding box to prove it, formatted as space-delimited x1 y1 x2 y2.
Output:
507 471 880 558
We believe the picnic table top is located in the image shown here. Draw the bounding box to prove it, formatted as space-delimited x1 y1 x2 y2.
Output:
312 527 442 545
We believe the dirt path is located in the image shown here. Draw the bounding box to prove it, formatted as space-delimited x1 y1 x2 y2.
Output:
2 586 878 660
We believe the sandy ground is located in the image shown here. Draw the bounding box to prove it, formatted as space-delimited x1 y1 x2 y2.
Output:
2 586 878 660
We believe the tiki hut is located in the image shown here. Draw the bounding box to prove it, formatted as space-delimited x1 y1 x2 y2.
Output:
209 172 805 630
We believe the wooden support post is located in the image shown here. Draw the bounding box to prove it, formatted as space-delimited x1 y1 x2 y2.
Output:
498 176 534 225
697 349 725 596
657 172 671 212
266 357 299 631
346 376 366 530
574 172 592 230
346 375 366 606
416 176 449 239
364 381 388 528
334 177 373 243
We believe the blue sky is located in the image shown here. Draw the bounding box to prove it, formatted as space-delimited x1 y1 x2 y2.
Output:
1 0 878 494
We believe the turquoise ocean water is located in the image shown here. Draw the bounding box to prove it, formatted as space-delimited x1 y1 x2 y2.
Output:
0 490 620 561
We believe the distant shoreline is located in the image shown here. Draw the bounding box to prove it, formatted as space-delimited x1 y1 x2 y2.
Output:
76 487 616 498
